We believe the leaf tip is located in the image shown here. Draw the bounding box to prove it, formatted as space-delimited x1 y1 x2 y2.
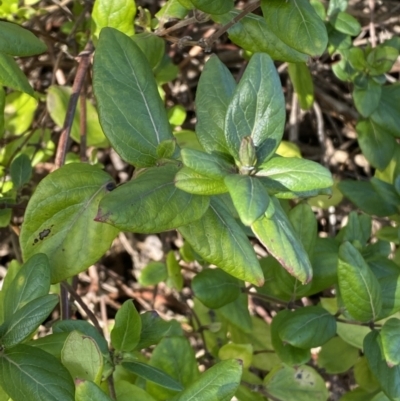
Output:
94 208 110 223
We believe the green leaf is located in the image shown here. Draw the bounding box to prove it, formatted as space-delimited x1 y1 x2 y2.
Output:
122 361 184 391
170 359 242 401
26 332 69 360
364 330 400 401
353 79 382 117
340 388 381 401
336 322 371 349
91 0 136 40
111 300 141 352
139 262 167 286
20 163 119 283
0 21 47 56
354 356 380 393
115 380 157 401
224 175 270 226
263 364 329 401
337 242 382 322
212 12 309 63
75 380 112 401
367 46 399 76
3 253 50 321
0 344 74 401
178 197 264 286
278 306 336 349
166 251 183 291
224 53 285 164
157 139 176 159
378 274 400 320
10 153 31 189
252 198 312 284
0 294 58 348
370 177 400 210
380 318 400 367
93 28 173 167
0 87 5 137
288 63 314 110
356 119 395 170
96 164 209 232
47 86 108 147
257 156 333 197
156 0 189 28
174 166 228 195
218 293 252 333
271 310 310 366
370 83 400 138
318 336 359 374
0 53 34 95
190 0 233 14
192 268 241 309
146 336 199 399
53 320 109 356
195 55 235 155
180 148 235 179
131 33 165 70
61 331 103 383
261 0 328 57
329 11 361 36
218 343 253 369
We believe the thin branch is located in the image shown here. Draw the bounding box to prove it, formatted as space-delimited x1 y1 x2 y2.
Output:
80 77 88 162
369 0 377 48
156 13 209 37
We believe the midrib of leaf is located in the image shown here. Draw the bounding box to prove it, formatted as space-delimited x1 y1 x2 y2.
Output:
293 0 313 42
356 266 378 321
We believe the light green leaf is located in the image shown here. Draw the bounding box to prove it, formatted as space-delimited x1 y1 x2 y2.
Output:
178 197 264 286
3 253 50 321
20 163 119 283
115 380 157 401
166 251 183 291
0 87 4 137
156 0 189 28
378 274 400 320
139 262 168 286
367 46 399 76
329 11 361 36
170 359 242 401
10 153 32 189
224 53 285 164
122 361 184 391
26 332 69 360
190 0 233 14
4 91 37 135
271 310 311 366
252 198 313 284
218 343 253 369
261 0 328 57
224 175 270 226
75 380 112 401
131 33 165 70
111 300 141 352
318 336 359 374
278 306 336 349
61 331 103 383
356 119 395 170
218 293 253 334
91 0 136 40
288 62 314 110
96 164 209 232
146 336 199 399
0 344 75 401
336 322 371 349
264 364 329 401
47 86 108 147
380 318 400 367
354 356 380 393
337 242 382 322
0 53 34 95
175 166 228 195
192 268 241 309
257 156 333 197
0 21 47 56
353 78 382 117
93 28 173 167
195 55 236 155
212 12 309 63
0 294 58 348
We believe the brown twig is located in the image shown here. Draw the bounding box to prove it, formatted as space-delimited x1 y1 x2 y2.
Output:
369 0 377 48
79 77 88 162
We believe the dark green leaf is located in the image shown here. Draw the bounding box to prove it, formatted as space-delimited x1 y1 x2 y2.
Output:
10 153 32 189
190 0 233 14
122 361 184 391
337 242 382 322
0 294 58 348
178 197 264 286
279 306 336 349
224 53 285 164
75 380 112 401
0 21 47 56
252 198 313 284
353 79 382 117
261 0 328 57
96 164 209 233
192 268 241 309
3 253 50 321
93 28 173 167
367 46 399 76
20 163 119 283
139 262 167 286
377 274 400 320
330 11 361 36
111 300 141 352
271 310 310 366
380 318 400 367
166 250 183 291
371 177 400 210
169 359 242 401
26 332 69 360
0 53 34 95
288 62 314 110
195 55 235 155
218 294 253 334
131 33 165 70
0 344 75 401
224 175 270 226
